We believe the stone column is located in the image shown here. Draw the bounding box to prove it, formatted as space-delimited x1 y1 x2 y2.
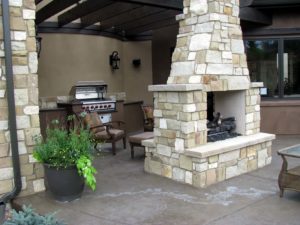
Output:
151 85 206 150
245 83 263 135
0 0 44 198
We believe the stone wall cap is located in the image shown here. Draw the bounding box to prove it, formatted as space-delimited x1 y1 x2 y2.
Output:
142 139 155 147
251 82 264 88
148 84 203 92
185 133 275 158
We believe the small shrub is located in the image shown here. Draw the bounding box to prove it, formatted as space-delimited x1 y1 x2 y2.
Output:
4 205 66 225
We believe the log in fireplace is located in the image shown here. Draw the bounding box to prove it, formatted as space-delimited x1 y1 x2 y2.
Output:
207 112 240 142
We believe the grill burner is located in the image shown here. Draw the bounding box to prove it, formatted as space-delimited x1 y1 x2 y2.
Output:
207 112 240 142
81 100 116 112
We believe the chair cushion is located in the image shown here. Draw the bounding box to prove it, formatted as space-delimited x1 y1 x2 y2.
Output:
84 112 105 133
94 129 125 140
128 132 154 144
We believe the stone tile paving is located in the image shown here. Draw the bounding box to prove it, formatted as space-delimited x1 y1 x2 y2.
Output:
15 135 300 225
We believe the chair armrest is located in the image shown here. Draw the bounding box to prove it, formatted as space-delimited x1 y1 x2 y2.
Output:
144 118 153 125
105 121 125 128
89 124 107 129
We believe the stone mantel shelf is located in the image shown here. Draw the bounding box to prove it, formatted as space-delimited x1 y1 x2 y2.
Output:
185 133 275 158
251 82 264 88
148 84 203 92
142 139 155 148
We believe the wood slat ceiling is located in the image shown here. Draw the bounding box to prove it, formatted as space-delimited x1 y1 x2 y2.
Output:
35 0 300 39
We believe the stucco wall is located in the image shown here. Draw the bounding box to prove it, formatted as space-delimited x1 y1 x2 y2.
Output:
123 41 153 104
38 33 153 104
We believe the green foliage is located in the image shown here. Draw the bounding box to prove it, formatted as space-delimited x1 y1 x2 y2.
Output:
33 114 97 190
4 205 66 225
76 155 97 191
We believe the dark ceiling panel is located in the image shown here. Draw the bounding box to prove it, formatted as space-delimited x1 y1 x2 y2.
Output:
112 0 182 10
81 2 141 28
58 0 114 27
98 6 164 31
126 17 177 35
240 0 254 7
239 7 272 25
117 10 178 31
38 0 300 39
252 0 300 7
36 0 79 24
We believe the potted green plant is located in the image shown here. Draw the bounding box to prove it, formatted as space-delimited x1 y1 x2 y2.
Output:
33 115 96 202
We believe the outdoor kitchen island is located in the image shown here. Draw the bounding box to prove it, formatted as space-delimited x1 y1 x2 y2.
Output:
142 0 275 188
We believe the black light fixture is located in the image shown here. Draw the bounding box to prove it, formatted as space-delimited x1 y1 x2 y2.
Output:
132 59 141 67
109 51 120 70
36 36 42 58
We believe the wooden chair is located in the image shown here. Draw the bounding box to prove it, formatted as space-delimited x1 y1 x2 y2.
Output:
84 112 126 155
141 105 154 131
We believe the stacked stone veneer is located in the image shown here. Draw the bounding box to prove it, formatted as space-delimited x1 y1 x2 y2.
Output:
168 0 249 89
0 0 45 198
143 0 275 188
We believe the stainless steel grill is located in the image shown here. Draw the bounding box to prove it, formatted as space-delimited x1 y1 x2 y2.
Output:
70 81 116 113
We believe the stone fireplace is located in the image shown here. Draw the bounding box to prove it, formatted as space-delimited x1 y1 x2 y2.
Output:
143 0 275 187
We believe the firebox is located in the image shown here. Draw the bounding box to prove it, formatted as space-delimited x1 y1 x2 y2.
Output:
207 91 246 142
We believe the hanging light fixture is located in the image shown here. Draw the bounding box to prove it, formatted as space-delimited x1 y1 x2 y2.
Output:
36 36 42 58
109 51 120 70
35 26 42 58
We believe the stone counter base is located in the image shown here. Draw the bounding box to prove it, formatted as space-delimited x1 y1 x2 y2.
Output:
143 133 275 188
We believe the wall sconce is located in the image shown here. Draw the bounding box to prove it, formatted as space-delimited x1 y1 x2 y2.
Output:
109 51 120 70
132 59 141 67
36 36 42 58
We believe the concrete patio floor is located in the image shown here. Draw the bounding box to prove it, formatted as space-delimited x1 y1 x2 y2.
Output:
15 135 300 225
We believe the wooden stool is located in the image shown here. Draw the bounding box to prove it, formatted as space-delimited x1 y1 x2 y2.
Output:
128 132 154 159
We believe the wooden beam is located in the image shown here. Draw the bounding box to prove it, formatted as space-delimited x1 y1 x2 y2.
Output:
58 0 114 27
36 0 79 24
126 17 177 35
35 0 44 4
119 9 178 31
239 7 272 25
112 0 183 10
99 6 164 31
81 2 141 28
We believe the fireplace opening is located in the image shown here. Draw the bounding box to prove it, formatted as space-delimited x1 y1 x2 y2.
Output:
206 91 245 142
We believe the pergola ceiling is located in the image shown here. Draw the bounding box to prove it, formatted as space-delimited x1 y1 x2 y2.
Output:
35 0 300 40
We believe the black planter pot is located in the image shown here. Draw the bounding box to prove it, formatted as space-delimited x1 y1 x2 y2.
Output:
44 164 84 202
